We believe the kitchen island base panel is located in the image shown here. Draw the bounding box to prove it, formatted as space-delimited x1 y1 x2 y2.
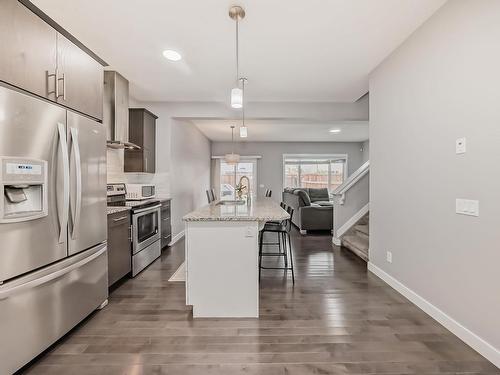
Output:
186 221 259 318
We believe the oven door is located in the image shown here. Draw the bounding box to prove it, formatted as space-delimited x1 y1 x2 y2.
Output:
131 205 161 255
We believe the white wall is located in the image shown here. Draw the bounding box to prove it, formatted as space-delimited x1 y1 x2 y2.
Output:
211 141 364 200
361 140 369 163
170 119 211 236
370 0 500 366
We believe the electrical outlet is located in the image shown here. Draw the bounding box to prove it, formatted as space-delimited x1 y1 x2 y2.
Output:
245 226 255 238
386 251 393 263
456 137 466 154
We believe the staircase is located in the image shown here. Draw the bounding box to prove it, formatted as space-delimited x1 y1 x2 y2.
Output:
341 213 369 261
331 160 370 262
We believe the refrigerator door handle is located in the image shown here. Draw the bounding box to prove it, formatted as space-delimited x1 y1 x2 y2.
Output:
69 127 82 240
0 246 106 301
57 123 70 244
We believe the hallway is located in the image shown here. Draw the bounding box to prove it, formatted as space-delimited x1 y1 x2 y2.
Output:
24 230 499 374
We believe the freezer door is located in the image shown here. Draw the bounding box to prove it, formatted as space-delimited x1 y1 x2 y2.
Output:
0 85 68 281
0 243 108 374
67 111 107 255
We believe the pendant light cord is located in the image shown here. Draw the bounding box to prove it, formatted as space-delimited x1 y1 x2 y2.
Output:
231 126 235 155
241 78 245 126
236 18 239 83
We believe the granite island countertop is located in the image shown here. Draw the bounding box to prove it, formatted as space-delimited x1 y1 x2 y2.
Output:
183 198 289 222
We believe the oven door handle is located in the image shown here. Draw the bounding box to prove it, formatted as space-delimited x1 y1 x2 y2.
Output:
133 204 162 214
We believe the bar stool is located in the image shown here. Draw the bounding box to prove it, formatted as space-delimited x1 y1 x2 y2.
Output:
258 206 295 284
206 189 216 203
206 190 213 203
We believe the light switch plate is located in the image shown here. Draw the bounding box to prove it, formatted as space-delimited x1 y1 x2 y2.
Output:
456 199 479 217
456 137 466 154
386 251 392 263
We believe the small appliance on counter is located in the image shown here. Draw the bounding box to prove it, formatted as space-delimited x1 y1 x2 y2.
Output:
107 183 161 276
125 183 155 200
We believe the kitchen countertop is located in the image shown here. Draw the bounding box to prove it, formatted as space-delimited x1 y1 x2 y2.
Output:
183 198 289 222
157 197 172 202
107 206 131 215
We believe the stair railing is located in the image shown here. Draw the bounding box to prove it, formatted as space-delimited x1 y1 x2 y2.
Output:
331 161 369 246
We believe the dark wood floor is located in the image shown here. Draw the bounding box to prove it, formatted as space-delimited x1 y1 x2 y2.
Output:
23 229 498 374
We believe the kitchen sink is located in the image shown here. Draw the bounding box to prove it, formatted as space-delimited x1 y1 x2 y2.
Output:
216 200 246 205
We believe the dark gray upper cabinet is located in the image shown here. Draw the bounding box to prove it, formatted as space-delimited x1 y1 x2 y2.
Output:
0 0 57 100
0 0 104 120
125 108 157 173
56 34 103 120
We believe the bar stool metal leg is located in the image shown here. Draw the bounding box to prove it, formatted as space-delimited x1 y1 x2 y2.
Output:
287 231 295 284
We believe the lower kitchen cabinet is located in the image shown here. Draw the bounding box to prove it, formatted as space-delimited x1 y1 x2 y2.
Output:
161 200 172 249
107 211 131 286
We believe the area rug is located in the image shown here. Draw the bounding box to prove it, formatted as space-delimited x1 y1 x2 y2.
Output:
168 262 186 282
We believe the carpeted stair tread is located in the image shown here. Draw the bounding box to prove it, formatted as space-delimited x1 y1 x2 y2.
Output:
354 224 369 236
342 234 369 261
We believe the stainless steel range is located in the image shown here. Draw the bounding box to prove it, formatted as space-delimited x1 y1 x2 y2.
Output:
107 184 161 276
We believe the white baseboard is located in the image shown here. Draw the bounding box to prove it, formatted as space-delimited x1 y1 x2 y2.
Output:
168 230 185 246
368 262 500 369
336 203 369 238
332 236 341 246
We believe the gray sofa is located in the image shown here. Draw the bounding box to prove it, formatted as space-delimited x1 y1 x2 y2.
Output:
282 188 333 233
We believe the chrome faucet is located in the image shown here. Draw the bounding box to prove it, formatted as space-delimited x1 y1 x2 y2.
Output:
238 175 251 204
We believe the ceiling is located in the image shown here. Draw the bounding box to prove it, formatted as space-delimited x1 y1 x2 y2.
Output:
191 119 368 142
32 0 446 103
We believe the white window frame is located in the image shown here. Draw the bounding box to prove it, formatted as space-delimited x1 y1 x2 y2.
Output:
215 157 259 200
282 153 348 192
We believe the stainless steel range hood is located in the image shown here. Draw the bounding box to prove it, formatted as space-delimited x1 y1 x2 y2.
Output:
104 71 140 150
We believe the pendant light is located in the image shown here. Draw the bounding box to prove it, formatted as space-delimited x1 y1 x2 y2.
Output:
239 77 248 138
225 125 240 164
229 6 245 109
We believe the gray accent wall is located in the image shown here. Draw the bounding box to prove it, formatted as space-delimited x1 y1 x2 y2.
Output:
211 142 365 200
370 0 500 360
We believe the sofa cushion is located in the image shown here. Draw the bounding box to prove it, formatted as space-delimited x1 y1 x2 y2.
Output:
308 188 330 202
294 189 311 206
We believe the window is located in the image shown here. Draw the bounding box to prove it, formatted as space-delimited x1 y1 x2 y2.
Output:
219 159 257 200
283 154 347 192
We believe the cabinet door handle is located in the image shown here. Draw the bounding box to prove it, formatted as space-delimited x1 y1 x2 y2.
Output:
162 217 169 221
113 216 128 222
47 69 58 98
57 73 66 100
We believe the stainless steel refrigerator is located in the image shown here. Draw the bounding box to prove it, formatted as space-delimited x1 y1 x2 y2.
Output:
0 84 108 374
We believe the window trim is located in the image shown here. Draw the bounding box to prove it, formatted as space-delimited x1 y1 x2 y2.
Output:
282 153 348 192
218 158 258 201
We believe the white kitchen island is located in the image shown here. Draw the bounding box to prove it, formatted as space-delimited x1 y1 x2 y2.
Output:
183 198 289 318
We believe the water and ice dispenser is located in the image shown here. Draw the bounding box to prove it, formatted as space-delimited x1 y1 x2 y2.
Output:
0 157 48 223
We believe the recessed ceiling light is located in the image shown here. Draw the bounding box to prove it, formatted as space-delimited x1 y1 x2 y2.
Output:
329 129 341 133
162 50 182 61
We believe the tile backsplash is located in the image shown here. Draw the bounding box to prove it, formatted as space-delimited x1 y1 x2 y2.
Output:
107 148 170 197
